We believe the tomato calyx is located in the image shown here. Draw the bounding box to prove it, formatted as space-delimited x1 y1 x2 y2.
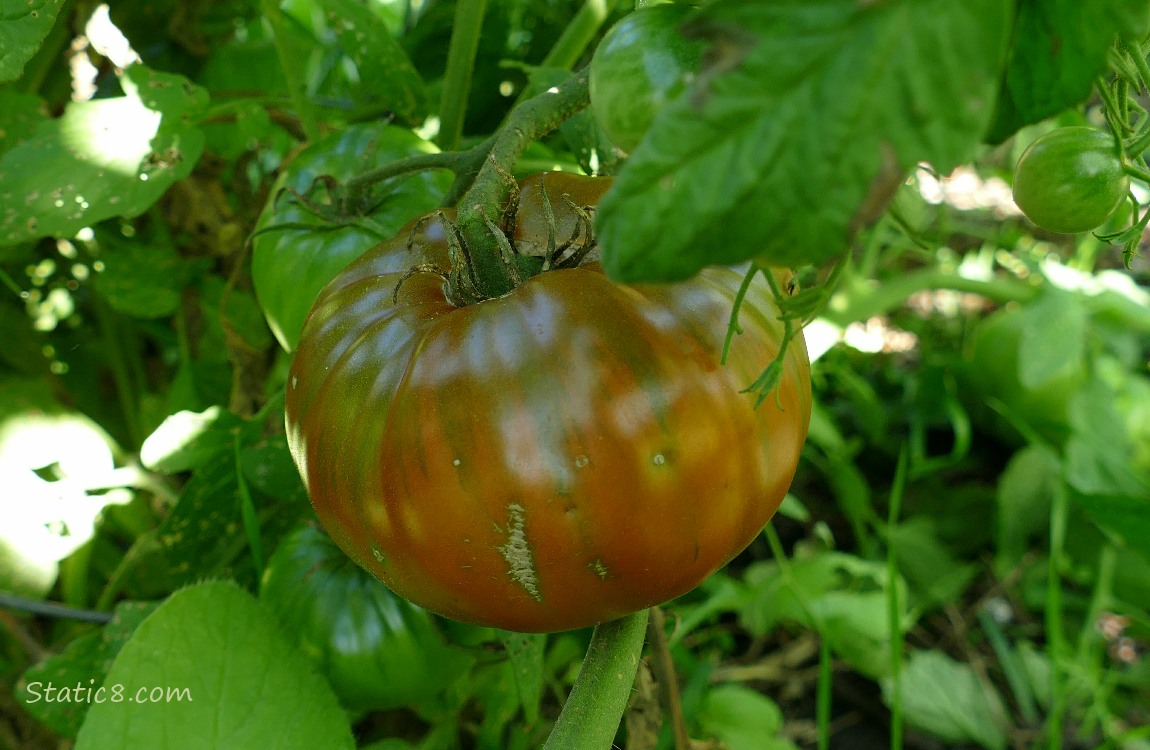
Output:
390 173 610 307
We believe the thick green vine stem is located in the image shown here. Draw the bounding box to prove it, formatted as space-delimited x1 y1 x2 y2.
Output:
455 68 593 299
543 609 649 750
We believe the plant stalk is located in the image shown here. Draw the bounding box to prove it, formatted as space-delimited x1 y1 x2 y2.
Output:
437 0 489 151
454 68 592 298
543 610 648 750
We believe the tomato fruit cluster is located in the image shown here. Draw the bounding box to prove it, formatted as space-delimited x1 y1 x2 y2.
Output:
589 4 705 153
260 523 473 711
286 173 811 633
1011 126 1129 234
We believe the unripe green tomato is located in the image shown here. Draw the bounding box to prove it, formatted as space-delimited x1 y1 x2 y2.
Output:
252 124 448 352
260 523 473 711
1011 127 1129 234
589 5 705 153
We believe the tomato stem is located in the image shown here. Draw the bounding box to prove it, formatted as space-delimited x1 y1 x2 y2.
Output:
455 68 593 299
437 0 489 151
542 0 623 70
340 134 497 215
1122 162 1150 184
542 609 648 750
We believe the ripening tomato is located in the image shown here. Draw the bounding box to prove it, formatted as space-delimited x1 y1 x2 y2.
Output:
286 173 811 633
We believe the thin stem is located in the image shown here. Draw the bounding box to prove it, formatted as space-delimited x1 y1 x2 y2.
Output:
91 295 143 448
455 68 593 298
886 449 908 750
821 269 1038 329
1122 162 1150 183
437 0 489 151
262 0 320 142
1045 481 1070 750
342 134 498 213
543 610 648 750
646 608 689 750
541 0 620 70
816 637 833 750
0 592 112 624
1120 37 1150 98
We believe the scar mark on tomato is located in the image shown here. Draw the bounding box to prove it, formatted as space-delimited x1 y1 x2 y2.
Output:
588 559 608 580
499 503 542 602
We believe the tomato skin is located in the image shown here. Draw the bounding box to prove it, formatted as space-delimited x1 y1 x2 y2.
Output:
260 522 473 711
252 124 448 352
589 5 704 153
286 175 811 633
1011 127 1129 234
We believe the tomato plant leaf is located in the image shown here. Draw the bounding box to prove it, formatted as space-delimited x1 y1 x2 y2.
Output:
0 90 46 160
697 684 793 750
987 0 1150 143
321 0 428 125
90 229 206 319
140 406 244 474
499 631 545 724
995 445 1060 572
17 601 159 738
596 0 1013 281
1015 288 1087 390
0 65 206 247
888 650 1008 750
0 0 66 83
73 582 355 750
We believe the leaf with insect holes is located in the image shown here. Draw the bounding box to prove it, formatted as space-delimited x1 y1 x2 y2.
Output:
0 65 205 247
596 0 1012 281
322 0 427 124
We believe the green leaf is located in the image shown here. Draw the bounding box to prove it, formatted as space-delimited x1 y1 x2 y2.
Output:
0 90 46 159
596 0 1013 281
887 650 1008 750
155 453 248 586
740 550 908 679
73 582 355 750
697 684 795 750
1016 288 1087 390
90 231 204 319
987 0 1150 142
500 631 545 724
140 406 243 473
995 445 1060 572
888 518 978 610
321 0 427 124
0 0 66 83
18 601 159 738
0 65 206 246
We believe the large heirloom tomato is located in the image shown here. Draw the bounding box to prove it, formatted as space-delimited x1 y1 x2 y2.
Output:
286 173 811 633
260 523 473 711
